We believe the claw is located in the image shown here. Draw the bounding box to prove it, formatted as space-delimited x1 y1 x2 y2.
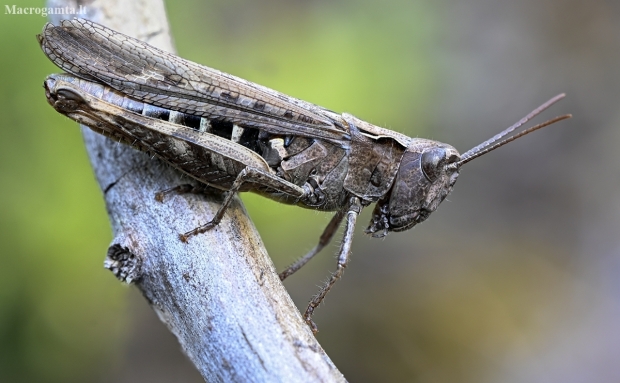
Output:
303 312 319 334
154 192 166 202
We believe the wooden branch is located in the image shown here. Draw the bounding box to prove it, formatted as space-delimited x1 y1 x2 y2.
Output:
45 0 345 381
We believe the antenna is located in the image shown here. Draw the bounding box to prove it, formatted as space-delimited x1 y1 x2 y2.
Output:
452 94 571 168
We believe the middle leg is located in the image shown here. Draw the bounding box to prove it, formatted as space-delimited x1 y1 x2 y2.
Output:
303 196 362 333
279 210 346 281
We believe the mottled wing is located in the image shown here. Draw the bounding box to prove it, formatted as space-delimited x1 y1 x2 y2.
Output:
38 18 349 144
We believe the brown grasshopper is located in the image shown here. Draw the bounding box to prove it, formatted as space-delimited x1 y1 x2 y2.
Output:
38 19 571 333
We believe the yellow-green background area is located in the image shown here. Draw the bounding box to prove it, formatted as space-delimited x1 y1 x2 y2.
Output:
2 0 620 382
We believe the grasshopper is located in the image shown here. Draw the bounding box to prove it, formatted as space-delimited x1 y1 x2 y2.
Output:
39 19 571 333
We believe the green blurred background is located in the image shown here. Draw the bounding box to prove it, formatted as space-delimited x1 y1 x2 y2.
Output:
2 0 620 382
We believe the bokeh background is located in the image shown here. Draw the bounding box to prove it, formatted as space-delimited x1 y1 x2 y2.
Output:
1 0 619 382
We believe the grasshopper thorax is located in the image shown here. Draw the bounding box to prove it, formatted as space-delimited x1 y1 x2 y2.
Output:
366 140 460 237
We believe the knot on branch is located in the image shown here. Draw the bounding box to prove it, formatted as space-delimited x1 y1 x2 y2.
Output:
104 244 142 283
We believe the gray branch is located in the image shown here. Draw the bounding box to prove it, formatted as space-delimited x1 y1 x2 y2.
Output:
46 0 345 381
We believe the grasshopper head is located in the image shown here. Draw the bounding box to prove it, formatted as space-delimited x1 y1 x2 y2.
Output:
366 140 460 237
365 94 571 238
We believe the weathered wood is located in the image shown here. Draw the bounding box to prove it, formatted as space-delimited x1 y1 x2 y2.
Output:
46 0 345 381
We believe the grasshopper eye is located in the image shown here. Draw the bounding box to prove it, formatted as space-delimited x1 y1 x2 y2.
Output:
421 148 447 182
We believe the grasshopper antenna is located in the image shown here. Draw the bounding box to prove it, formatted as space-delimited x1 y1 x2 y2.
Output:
452 94 572 168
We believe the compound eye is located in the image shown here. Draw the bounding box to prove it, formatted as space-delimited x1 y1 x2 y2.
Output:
421 148 447 182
